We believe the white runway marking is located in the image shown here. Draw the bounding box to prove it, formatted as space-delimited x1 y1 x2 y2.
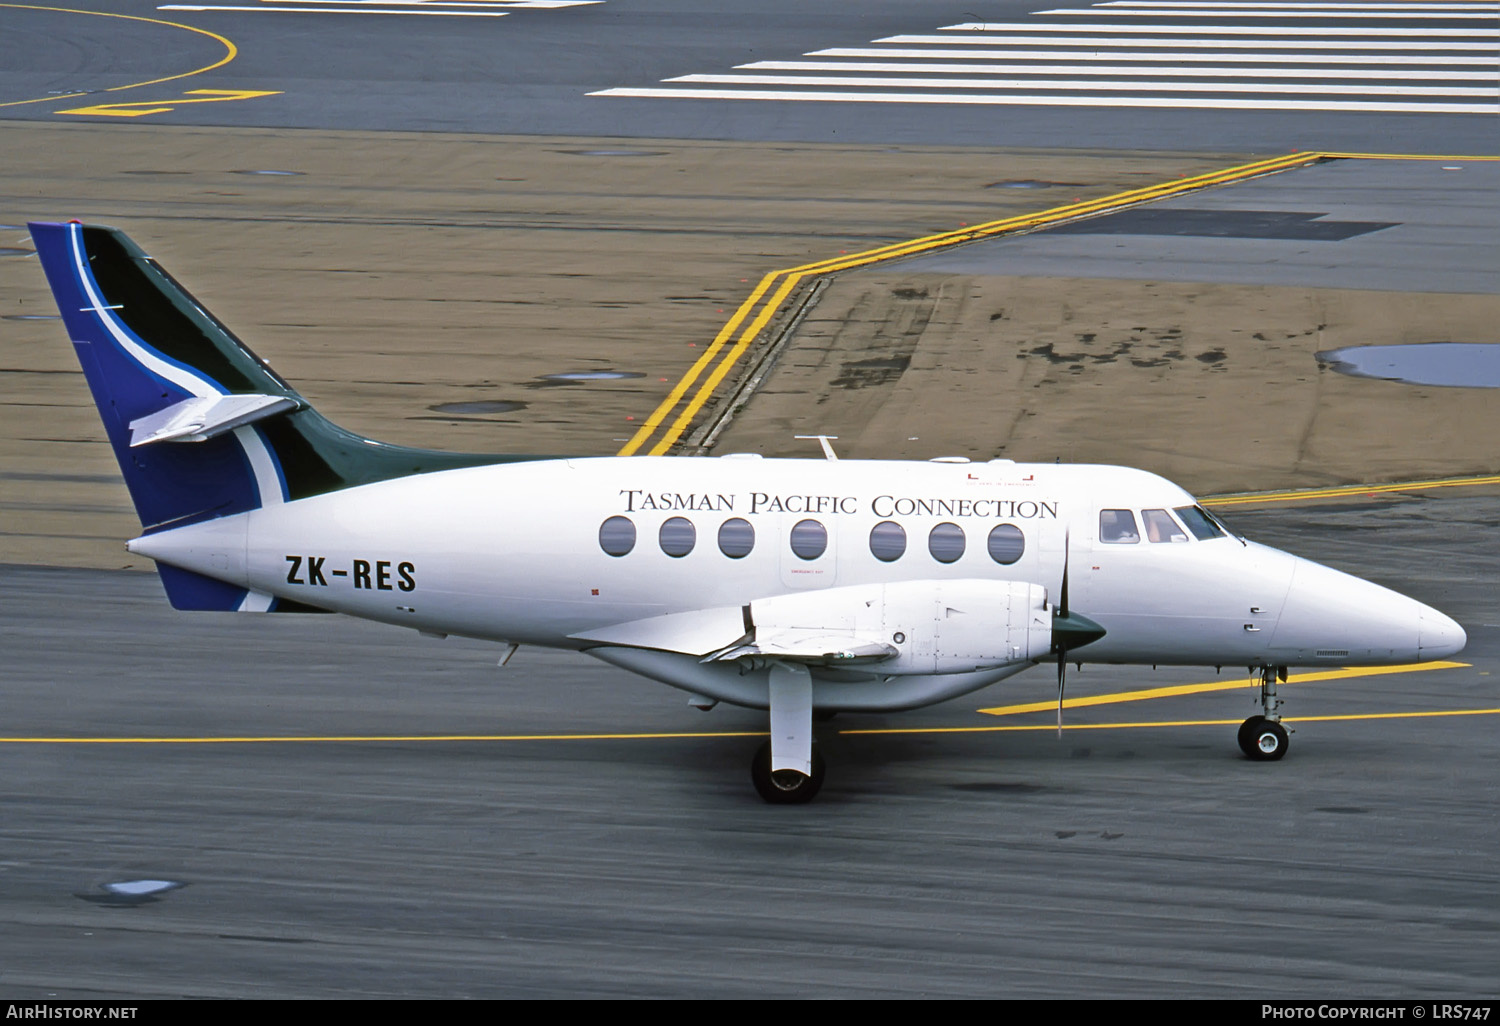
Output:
1085 1 1497 8
881 36 1496 49
668 75 1493 98
592 0 1499 114
592 88 1488 115
742 61 1496 80
803 49 1498 65
1036 7 1499 16
933 22 1498 35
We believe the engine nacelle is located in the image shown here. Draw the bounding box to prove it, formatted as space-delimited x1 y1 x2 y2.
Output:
748 578 1051 675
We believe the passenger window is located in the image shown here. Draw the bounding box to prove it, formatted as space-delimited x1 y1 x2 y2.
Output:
1174 505 1226 541
869 521 906 562
599 516 636 557
987 524 1025 565
789 519 827 561
659 516 696 557
928 522 965 564
1142 508 1189 543
717 518 755 559
1099 509 1139 544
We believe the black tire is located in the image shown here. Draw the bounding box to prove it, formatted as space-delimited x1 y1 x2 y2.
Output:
1237 715 1266 757
1239 717 1288 762
750 740 826 804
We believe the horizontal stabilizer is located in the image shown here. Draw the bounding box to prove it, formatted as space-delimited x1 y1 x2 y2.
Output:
129 393 298 447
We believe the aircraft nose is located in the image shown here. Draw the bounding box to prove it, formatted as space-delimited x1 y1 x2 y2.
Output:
1271 556 1463 664
1419 607 1467 659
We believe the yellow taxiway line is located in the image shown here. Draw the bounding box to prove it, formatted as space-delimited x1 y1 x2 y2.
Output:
616 150 1325 457
0 730 769 745
843 708 1500 736
620 148 1500 459
1203 474 1500 508
975 662 1469 717
0 5 238 108
2 662 1476 746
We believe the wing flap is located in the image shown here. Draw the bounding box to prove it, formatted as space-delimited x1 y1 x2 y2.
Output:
569 604 749 657
707 630 898 666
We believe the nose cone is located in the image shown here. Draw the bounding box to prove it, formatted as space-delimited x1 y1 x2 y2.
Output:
1271 557 1464 665
1419 608 1467 660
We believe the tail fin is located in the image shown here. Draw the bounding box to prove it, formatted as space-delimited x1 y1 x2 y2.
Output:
29 221 545 607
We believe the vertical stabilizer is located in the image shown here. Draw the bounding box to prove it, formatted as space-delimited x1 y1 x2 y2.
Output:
29 221 549 609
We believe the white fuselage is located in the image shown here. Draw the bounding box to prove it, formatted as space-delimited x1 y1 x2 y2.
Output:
128 456 1467 711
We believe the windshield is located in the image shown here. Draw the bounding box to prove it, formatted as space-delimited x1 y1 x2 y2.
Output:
1174 505 1228 541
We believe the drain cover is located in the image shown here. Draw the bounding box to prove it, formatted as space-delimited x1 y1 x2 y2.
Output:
560 150 666 157
428 400 526 415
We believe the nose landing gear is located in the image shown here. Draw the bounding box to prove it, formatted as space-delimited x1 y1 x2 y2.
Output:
1239 665 1290 761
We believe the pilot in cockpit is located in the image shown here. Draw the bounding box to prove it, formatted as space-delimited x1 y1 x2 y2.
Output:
1099 509 1139 544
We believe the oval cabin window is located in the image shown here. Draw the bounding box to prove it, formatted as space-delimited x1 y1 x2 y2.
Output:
789 519 828 561
717 518 755 559
928 522 966 564
659 516 696 558
599 516 636 557
868 521 906 562
987 524 1025 565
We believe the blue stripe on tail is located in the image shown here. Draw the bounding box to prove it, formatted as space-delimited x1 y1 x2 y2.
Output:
29 220 554 611
30 222 274 534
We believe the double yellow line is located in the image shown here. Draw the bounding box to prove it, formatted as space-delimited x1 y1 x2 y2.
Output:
1204 474 1500 509
618 148 1500 459
616 150 1326 457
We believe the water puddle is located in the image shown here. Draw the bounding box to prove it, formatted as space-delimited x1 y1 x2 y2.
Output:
1317 342 1500 388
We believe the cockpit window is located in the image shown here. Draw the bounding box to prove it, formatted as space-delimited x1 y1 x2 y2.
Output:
1174 505 1226 541
1142 508 1189 543
1099 509 1139 544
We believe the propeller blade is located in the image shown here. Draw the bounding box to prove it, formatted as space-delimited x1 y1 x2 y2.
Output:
1056 651 1066 738
1050 524 1105 654
1059 529 1070 619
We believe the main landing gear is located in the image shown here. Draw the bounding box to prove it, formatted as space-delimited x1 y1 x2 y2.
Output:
1239 665 1290 761
751 740 826 804
751 662 826 804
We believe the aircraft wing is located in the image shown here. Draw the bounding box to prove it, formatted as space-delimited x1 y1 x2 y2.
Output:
703 631 897 665
569 604 897 666
569 605 750 657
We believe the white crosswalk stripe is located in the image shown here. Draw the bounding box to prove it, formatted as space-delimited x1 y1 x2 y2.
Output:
590 0 1500 115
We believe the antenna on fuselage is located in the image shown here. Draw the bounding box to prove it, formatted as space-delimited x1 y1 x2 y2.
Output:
794 435 839 461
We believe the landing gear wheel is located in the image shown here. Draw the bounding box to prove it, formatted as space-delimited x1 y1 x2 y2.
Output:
1238 716 1288 761
751 740 826 804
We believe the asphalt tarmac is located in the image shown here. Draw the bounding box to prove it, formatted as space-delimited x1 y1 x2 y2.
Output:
1 496 1496 998
1 0 1497 1002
